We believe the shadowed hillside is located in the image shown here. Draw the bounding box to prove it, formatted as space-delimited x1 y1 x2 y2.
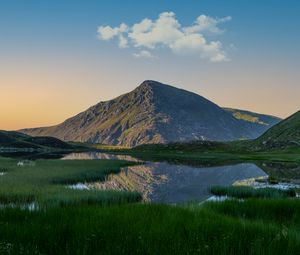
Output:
0 130 74 149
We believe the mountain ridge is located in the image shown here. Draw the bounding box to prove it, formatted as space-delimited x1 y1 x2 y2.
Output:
20 80 281 147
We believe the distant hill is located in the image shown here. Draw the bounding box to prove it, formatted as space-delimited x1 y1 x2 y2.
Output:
223 108 281 138
20 80 281 147
253 110 300 149
0 130 74 150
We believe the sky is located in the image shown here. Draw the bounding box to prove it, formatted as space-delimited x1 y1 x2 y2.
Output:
1 0 300 130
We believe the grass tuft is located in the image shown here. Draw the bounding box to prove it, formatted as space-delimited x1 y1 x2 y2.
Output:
209 185 296 199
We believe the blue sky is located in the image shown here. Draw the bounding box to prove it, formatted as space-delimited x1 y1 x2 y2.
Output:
1 0 300 129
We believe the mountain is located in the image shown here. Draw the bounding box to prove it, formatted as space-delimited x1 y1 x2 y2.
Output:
223 108 281 138
253 110 300 149
0 130 73 149
20 80 281 147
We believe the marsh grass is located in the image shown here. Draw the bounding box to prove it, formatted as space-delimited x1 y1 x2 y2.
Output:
209 185 296 199
203 198 300 225
0 156 300 253
0 202 300 254
0 157 140 206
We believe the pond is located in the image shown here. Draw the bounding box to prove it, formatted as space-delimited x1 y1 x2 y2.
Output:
62 152 267 203
3 151 298 204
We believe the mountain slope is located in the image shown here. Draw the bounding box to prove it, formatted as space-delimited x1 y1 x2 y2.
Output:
0 130 73 149
224 108 281 138
20 80 280 147
253 110 300 149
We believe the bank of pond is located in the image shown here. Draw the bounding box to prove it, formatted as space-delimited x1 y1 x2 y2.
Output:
0 152 299 254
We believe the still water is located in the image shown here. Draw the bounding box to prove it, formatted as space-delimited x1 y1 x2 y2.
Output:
62 152 267 203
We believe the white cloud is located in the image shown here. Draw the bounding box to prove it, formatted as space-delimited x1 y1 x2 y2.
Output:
170 34 229 62
118 35 128 48
97 12 232 62
97 23 128 40
129 12 183 49
184 15 232 34
133 50 156 59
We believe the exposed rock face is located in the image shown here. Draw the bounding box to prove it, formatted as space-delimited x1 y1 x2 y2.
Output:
20 80 280 147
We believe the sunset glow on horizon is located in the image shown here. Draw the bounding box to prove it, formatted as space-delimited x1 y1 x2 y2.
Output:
1 0 300 130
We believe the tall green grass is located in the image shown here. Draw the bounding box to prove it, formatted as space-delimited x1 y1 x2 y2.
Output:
0 202 300 254
0 157 141 206
210 185 296 199
203 199 300 225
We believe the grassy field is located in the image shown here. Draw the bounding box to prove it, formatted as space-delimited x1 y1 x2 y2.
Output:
0 153 300 254
0 200 299 254
0 157 141 207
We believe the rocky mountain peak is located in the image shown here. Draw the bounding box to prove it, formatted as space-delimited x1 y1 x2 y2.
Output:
20 81 281 147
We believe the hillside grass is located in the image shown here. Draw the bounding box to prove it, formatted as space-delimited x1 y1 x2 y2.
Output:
253 110 300 148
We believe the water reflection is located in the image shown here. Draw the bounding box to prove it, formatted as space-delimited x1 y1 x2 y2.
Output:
91 162 267 204
61 152 141 162
4 151 299 204
51 152 268 203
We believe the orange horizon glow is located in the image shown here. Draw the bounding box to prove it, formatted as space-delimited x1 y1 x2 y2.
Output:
1 50 299 131
1 66 299 131
1 0 300 131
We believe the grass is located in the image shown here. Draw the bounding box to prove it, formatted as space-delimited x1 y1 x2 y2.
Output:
71 142 130 150
257 161 300 182
0 201 299 254
209 185 296 199
98 141 300 165
96 143 300 186
0 152 300 254
0 156 141 206
203 198 300 225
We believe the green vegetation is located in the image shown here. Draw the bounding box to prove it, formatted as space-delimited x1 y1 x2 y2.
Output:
203 198 300 227
98 141 300 169
0 199 299 254
252 110 300 149
224 107 281 125
87 143 129 150
95 110 300 163
209 185 296 199
257 161 300 182
0 136 300 254
0 153 299 254
0 157 140 206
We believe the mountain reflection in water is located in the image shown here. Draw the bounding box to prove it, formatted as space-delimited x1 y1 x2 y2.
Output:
62 152 267 203
90 161 267 204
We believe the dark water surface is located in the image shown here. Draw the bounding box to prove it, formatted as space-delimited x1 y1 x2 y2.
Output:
62 152 267 203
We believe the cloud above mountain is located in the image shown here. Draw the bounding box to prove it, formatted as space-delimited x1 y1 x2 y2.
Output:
97 12 231 62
